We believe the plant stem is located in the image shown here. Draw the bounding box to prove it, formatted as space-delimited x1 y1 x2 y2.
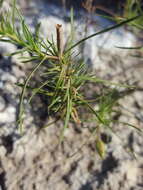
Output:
56 24 63 57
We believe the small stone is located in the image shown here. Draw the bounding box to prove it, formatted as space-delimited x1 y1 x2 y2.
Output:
0 146 6 157
0 106 16 123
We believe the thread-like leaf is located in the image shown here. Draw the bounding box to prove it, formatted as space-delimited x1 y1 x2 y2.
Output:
66 15 142 53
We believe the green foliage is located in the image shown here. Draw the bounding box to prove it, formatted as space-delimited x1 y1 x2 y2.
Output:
113 1 143 54
0 0 142 157
123 0 143 29
0 0 3 7
97 0 143 31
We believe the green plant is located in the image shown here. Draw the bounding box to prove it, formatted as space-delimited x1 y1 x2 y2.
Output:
108 1 143 54
0 0 3 7
123 0 143 29
0 0 142 158
98 0 143 30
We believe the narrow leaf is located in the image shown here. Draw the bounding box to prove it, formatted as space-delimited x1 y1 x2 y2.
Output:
66 15 142 53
